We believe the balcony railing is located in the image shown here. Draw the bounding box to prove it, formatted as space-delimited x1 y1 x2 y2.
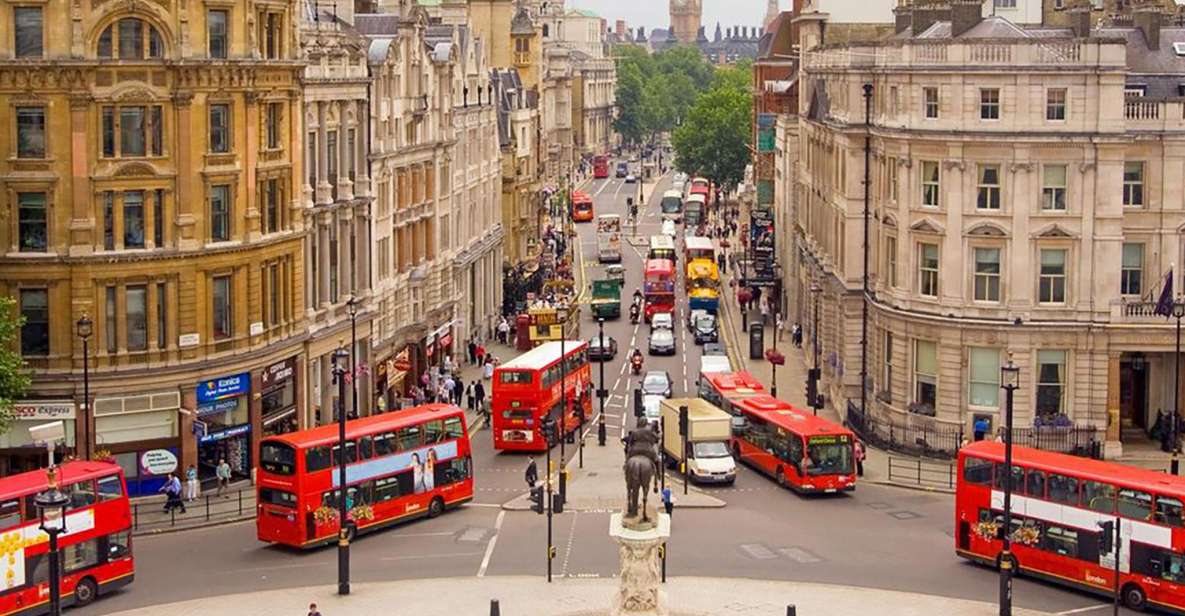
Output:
804 40 1121 71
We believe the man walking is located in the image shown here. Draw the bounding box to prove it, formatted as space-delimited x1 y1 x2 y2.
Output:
854 439 866 477
216 458 231 497
308 603 323 616
474 380 487 419
525 455 538 488
468 339 478 366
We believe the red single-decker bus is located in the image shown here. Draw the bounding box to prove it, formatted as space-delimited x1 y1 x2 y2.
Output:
643 259 676 323
492 340 593 451
697 371 766 415
593 156 609 179
956 441 1185 613
731 394 857 493
0 461 133 615
256 404 474 548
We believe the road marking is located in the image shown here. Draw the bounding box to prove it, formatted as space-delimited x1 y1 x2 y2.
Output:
560 510 579 576
462 502 504 509
391 531 456 538
381 551 485 562
1055 605 1112 615
476 509 505 578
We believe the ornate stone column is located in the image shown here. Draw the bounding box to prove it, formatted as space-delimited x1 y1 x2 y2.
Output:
609 513 670 616
318 210 332 309
316 101 332 205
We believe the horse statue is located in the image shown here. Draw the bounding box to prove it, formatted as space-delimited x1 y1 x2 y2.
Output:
623 416 661 525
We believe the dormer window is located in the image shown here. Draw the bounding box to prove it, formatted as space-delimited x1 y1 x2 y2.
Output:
97 18 163 59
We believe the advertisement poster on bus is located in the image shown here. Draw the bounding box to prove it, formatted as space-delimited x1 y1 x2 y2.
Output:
334 440 459 491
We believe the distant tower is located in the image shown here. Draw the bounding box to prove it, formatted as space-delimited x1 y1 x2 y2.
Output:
670 0 702 44
763 0 779 29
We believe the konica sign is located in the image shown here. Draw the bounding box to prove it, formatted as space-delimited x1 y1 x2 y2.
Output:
196 372 251 405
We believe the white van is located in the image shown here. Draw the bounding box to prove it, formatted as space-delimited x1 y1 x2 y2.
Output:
700 355 731 376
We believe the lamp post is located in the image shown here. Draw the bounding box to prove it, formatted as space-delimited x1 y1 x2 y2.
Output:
1173 302 1185 475
999 355 1020 616
860 83 873 427
332 346 351 595
810 282 822 416
35 465 70 616
765 348 785 399
348 296 360 423
76 314 93 460
597 319 607 446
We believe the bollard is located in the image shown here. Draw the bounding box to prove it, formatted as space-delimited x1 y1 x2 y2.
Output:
786 605 797 616
206 494 211 521
489 599 501 616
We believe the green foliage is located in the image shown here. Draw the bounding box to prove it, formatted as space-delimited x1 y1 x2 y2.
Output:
613 46 715 145
672 80 753 192
0 297 31 435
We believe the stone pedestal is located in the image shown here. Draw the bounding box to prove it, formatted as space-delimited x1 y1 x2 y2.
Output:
609 512 670 616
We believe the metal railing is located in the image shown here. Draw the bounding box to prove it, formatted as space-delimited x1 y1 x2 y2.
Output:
886 456 956 490
131 485 255 535
847 401 1103 460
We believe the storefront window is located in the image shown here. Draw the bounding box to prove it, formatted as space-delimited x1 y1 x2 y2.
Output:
197 396 248 432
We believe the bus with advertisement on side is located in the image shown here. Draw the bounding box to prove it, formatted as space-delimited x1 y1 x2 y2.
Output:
571 191 594 222
596 214 622 263
256 404 473 548
643 259 676 323
730 394 857 494
955 440 1185 614
593 155 609 179
491 340 593 452
0 461 134 615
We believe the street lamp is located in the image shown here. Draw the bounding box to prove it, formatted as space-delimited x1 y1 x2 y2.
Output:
35 466 70 616
765 348 785 399
331 346 351 596
76 314 93 460
860 83 874 427
1173 301 1185 475
347 296 360 422
809 282 823 416
998 354 1021 616
597 319 608 446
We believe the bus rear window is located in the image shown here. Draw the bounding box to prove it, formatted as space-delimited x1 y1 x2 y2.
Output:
261 442 297 475
259 488 297 508
500 371 532 385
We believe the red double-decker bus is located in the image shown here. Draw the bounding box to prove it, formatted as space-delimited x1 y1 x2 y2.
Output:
572 191 594 222
0 461 134 615
593 156 609 179
256 404 473 548
643 259 676 323
492 340 593 451
697 370 766 415
731 394 857 494
956 441 1185 613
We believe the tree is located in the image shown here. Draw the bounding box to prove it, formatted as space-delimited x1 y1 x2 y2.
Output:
672 83 752 193
614 46 715 145
613 62 647 145
0 297 31 436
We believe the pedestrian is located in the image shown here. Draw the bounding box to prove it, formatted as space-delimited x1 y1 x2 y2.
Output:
483 356 495 380
498 318 511 345
443 374 456 403
716 252 727 275
308 603 323 616
474 380 486 413
466 381 476 411
476 344 486 368
973 416 989 442
775 313 785 342
792 323 802 348
854 439 866 477
525 455 538 488
185 464 199 502
160 473 186 514
216 458 231 497
468 339 478 366
443 354 455 375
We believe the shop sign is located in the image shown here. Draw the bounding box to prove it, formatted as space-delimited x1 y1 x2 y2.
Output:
439 332 453 348
196 372 251 404
199 424 250 445
393 348 412 372
140 449 178 475
261 357 296 389
178 333 201 348
197 398 239 417
12 401 75 420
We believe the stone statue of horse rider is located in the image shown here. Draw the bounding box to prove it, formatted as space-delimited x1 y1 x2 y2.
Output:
623 416 661 523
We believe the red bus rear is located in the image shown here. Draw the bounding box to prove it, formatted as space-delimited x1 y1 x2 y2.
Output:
593 156 609 179
690 177 711 199
492 340 593 452
256 404 474 548
731 394 857 493
956 441 1185 613
0 461 134 615
572 191 594 222
643 259 676 322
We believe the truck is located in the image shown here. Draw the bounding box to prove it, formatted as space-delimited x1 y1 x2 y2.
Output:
590 279 621 320
660 398 736 485
596 214 622 263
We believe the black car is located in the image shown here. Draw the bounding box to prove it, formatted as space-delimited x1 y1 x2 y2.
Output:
615 163 628 178
588 334 618 361
692 314 718 344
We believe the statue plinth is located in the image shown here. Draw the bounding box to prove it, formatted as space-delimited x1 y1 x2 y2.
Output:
609 512 670 616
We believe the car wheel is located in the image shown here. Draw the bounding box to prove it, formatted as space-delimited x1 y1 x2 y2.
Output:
74 577 98 607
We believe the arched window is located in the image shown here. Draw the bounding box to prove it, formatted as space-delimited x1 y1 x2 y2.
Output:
97 18 163 59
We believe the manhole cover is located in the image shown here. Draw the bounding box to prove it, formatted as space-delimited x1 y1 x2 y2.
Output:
887 510 923 520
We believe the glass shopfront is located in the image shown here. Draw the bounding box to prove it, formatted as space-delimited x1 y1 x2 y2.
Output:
261 357 298 436
195 372 251 480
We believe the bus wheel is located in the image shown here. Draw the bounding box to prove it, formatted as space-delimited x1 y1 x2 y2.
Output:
74 577 98 606
1122 583 1148 611
775 467 786 488
428 496 445 518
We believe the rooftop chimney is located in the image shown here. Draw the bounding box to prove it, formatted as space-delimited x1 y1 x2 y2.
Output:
1134 2 1162 51
911 4 949 36
950 0 983 37
894 6 912 35
616 19 627 39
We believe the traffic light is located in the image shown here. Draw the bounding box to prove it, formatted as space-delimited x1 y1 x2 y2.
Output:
541 417 556 446
530 485 544 515
806 375 818 409
552 492 564 514
678 405 689 437
1098 520 1115 555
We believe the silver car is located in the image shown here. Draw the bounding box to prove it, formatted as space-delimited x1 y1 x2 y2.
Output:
648 327 675 355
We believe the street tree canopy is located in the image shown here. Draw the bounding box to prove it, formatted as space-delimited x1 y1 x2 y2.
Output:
672 75 753 193
0 297 31 436
613 45 714 145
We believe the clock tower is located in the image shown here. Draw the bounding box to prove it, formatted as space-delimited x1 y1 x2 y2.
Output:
670 0 703 45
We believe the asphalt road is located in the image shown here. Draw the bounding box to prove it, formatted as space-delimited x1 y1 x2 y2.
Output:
77 169 1140 616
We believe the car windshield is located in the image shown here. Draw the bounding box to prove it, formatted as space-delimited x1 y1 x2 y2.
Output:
643 397 662 419
806 439 854 476
661 198 681 213
693 441 731 458
696 315 716 330
652 330 673 342
643 374 668 392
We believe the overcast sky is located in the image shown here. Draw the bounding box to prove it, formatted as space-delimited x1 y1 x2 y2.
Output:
567 0 773 33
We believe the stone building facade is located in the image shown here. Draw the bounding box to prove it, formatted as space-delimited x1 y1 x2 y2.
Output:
670 0 703 45
791 2 1185 456
0 0 305 484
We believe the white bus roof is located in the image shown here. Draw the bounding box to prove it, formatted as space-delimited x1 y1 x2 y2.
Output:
686 194 707 205
684 236 713 252
649 235 675 250
497 340 585 370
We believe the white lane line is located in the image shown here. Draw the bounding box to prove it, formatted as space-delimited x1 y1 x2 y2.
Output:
560 511 580 577
476 509 506 577
462 502 504 509
391 531 456 538
1055 605 1112 615
382 551 485 562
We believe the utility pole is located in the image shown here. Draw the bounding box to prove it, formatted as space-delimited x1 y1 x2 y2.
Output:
860 83 873 427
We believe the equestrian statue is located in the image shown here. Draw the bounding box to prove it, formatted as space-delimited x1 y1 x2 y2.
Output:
623 416 661 527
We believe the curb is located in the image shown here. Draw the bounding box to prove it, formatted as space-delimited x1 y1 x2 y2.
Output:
133 515 254 537
863 479 955 495
500 496 727 512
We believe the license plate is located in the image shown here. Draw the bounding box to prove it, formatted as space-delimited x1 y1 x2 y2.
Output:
825 488 836 493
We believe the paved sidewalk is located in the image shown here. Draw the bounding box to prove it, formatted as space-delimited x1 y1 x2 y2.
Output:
103 575 1053 616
